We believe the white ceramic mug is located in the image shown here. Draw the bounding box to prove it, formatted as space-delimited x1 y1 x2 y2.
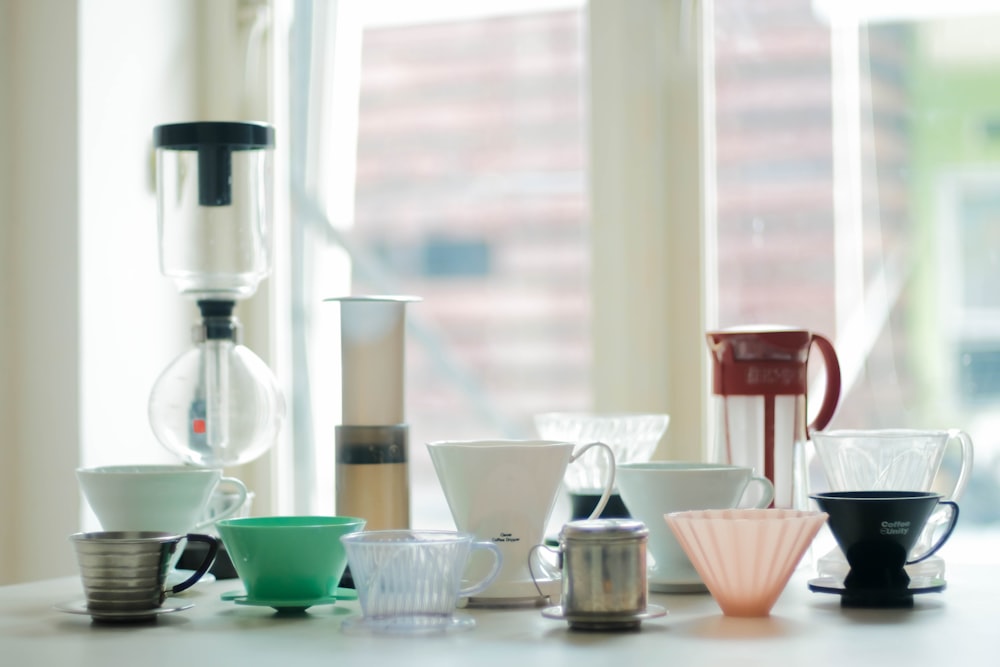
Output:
426 439 615 602
76 464 248 534
616 462 773 591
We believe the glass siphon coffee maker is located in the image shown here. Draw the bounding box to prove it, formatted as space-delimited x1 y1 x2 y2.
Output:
706 326 841 509
148 121 285 471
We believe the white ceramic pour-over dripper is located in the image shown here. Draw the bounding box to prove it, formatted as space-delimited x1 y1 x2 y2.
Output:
812 429 973 582
427 440 615 606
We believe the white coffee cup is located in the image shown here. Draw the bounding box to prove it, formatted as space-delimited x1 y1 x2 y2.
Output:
616 462 773 590
76 464 248 534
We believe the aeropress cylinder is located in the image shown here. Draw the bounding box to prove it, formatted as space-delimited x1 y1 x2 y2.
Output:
326 297 420 536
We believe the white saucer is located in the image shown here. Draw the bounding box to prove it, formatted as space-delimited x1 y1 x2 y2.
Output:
54 599 193 622
166 569 216 590
220 588 356 612
464 577 559 608
647 570 707 594
541 603 668 630
341 613 476 635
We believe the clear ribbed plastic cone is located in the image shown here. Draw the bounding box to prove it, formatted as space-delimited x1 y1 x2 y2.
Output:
534 412 669 493
665 509 828 617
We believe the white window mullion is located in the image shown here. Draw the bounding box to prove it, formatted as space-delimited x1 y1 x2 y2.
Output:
588 0 713 461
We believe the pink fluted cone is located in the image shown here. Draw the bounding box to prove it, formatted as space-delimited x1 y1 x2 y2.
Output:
665 509 828 617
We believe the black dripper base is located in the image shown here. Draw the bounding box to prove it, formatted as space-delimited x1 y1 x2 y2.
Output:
807 575 946 608
841 587 915 608
569 492 631 520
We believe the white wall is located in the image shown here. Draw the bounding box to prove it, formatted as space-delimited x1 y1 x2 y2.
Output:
589 0 710 461
0 0 14 583
79 0 198 475
1 0 83 585
0 0 201 584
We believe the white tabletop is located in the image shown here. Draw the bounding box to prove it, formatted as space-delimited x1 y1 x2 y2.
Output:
1 562 994 667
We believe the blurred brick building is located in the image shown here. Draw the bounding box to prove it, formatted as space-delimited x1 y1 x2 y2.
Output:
347 1 915 447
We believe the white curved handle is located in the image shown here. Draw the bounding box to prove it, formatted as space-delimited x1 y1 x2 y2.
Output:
943 429 974 501
741 474 775 509
570 442 616 519
194 476 248 530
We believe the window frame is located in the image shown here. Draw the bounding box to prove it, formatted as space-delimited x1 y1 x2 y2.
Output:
587 0 714 462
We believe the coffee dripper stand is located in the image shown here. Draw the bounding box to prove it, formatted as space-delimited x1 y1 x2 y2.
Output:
147 121 286 578
808 491 960 608
811 429 974 585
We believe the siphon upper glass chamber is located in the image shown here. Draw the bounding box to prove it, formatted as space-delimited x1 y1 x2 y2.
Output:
154 121 275 301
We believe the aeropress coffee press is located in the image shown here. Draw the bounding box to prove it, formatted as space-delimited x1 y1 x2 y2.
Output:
325 296 420 589
147 121 286 578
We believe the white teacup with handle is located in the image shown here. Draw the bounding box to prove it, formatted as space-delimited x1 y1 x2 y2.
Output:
616 461 774 593
77 464 248 534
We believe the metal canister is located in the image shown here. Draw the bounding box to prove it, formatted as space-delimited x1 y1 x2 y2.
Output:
559 518 649 624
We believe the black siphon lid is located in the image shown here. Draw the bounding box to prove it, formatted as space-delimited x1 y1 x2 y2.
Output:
153 121 274 207
153 121 274 150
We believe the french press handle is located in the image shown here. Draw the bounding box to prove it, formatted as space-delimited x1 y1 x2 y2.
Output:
808 333 841 433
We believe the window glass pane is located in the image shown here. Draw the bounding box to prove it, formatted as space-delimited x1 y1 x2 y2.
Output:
712 0 1000 545
714 0 836 331
332 6 589 526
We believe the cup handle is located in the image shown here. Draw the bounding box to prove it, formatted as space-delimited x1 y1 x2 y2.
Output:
942 429 974 501
807 333 842 433
193 476 249 531
457 541 504 598
906 501 960 565
570 442 616 519
741 474 775 509
170 534 219 594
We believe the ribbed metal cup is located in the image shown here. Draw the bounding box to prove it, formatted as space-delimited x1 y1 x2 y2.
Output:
71 531 182 612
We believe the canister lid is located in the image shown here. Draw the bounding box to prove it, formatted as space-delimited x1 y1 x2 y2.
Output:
560 518 648 541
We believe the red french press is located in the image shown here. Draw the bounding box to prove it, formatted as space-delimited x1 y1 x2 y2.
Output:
706 327 841 509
